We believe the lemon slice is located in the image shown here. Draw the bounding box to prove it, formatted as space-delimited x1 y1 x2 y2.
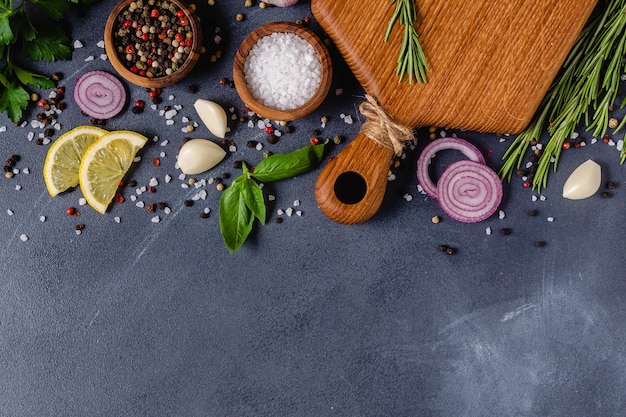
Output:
78 130 148 214
43 125 108 196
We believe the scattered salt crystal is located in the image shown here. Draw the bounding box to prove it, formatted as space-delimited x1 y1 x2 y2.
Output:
277 209 284 215
618 140 624 151
151 216 161 223
149 177 158 187
547 217 555 222
160 152 166 158
286 207 293 217
296 211 302 216
174 105 182 111
19 234 28 242
135 188 143 195
203 207 211 214
540 195 546 201
96 40 105 48
130 195 137 201
182 116 190 123
228 145 237 152
178 173 186 180
275 130 281 137
100 54 108 61
75 229 82 235
39 216 46 222
256 143 263 150
247 121 255 128
525 161 533 169
165 174 172 183
388 173 396 181
0 126 6 132
214 35 222 44
486 227 492 235
591 138 598 144
403 193 413 202
159 110 166 116
133 156 141 162
84 55 95 61
168 95 175 101
499 138 506 143
164 109 177 119
181 183 189 189
268 195 276 201
163 207 171 214
22 168 29 174
27 132 34 141
609 139 616 146
42 138 50 145
151 104 158 110
166 120 174 126
15 185 21 190
12 168 18 174
571 131 579 139
73 40 83 48
136 201 145 208
257 120 265 129
293 200 300 207
343 115 353 124
7 209 13 215
532 195 538 202
114 216 121 223
54 123 62 130
498 210 506 219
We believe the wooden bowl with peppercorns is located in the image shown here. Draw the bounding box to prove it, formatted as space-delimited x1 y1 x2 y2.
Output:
104 0 203 88
233 21 332 121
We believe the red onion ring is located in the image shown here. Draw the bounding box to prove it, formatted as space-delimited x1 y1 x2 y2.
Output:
437 160 503 223
74 70 126 119
416 137 485 200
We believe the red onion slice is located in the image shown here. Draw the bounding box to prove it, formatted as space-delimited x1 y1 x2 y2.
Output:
74 70 126 119
437 160 503 223
416 137 485 200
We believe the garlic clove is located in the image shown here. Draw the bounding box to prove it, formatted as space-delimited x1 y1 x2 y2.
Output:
193 99 227 138
177 139 226 175
562 159 601 200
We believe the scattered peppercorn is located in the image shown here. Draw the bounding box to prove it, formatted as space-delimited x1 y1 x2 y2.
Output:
219 77 229 86
601 191 612 199
216 183 225 191
147 203 156 213
267 134 278 144
51 72 63 81
535 241 546 248
606 181 616 189
127 179 138 187
528 209 538 216
333 135 342 144
274 217 283 224
200 211 210 219
284 125 294 134
233 160 243 169
236 13 245 21
66 207 76 216
187 84 198 93
431 215 440 224
184 199 194 207
247 140 258 148
157 202 167 211
75 224 85 231
500 228 511 235
222 172 231 180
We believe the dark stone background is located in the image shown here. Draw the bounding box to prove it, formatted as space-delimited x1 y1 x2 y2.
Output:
1 1 625 416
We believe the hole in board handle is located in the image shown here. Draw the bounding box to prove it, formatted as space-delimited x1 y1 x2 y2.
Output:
334 171 367 204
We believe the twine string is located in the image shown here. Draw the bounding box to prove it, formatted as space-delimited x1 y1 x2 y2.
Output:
359 94 414 156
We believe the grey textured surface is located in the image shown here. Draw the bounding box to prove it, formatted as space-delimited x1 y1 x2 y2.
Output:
1 1 626 416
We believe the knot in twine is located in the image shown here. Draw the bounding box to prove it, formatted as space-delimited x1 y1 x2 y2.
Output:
359 94 414 156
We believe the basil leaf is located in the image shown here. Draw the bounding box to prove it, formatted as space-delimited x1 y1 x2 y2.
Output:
219 176 254 254
251 140 328 183
241 177 266 224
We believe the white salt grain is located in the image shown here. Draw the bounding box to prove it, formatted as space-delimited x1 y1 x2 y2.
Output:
486 227 492 235
244 32 321 110
114 216 121 223
19 234 28 242
73 40 83 48
151 216 161 223
40 216 46 222
7 209 13 215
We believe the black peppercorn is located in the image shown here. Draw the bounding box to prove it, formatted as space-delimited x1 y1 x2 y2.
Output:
500 228 511 235
535 241 546 248
75 224 85 231
187 85 198 93
284 125 294 134
246 140 258 148
157 202 167 211
183 199 193 207
274 217 283 224
267 134 278 144
528 209 538 216
200 211 210 219
601 191 612 199
51 72 63 81
233 160 243 169
606 181 616 189
222 172 231 180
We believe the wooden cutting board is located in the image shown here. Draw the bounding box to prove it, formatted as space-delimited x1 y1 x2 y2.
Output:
313 0 598 224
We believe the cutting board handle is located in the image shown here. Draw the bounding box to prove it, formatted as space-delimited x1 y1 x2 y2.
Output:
315 130 395 224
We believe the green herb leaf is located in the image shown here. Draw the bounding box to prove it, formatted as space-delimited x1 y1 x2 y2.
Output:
251 140 328 183
11 65 54 89
9 9 36 42
23 26 71 62
240 164 266 224
29 0 73 20
0 81 30 123
219 176 255 254
0 7 13 45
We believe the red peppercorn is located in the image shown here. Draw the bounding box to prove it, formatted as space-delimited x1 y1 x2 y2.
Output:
158 31 167 40
141 33 149 42
148 88 160 99
130 66 138 73
574 142 582 148
603 134 611 144
152 157 160 167
66 207 76 216
523 181 531 189
122 19 133 29
304 16 311 24
139 70 147 77
175 33 185 43
150 8 159 17
115 193 125 204
176 9 184 18
562 141 571 150
134 99 145 109
310 137 319 145
118 179 125 187
56 86 65 95
179 16 189 26
37 99 47 107
147 186 156 193
185 38 193 47
125 45 135 55
146 59 153 67
264 126 274 134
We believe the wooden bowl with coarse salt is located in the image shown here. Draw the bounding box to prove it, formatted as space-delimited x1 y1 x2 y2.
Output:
233 21 332 122
104 0 203 88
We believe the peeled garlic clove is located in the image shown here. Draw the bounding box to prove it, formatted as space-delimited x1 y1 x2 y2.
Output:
562 159 601 200
194 99 227 138
177 139 226 175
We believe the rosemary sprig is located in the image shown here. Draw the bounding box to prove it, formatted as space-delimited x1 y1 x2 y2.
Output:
499 0 626 191
384 0 428 84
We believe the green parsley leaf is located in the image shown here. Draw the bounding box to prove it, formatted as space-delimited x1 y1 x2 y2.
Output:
11 64 54 88
9 9 36 42
0 10 13 45
28 0 72 20
22 25 71 61
0 81 30 123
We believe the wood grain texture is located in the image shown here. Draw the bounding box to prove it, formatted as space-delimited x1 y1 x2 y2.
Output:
312 0 598 133
314 133 394 224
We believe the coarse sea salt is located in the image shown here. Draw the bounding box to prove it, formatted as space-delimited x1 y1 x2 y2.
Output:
244 32 321 110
